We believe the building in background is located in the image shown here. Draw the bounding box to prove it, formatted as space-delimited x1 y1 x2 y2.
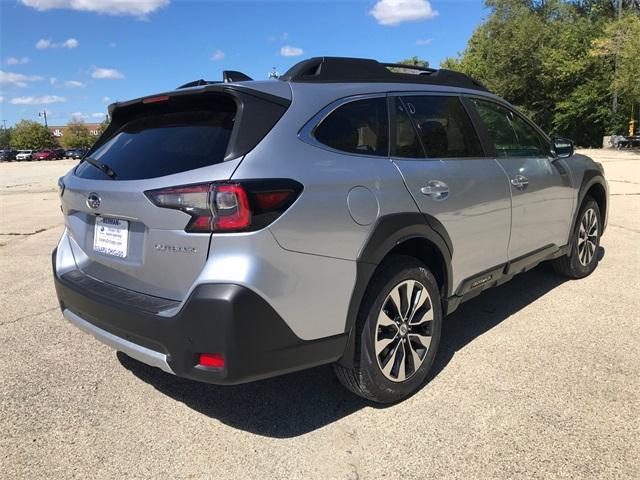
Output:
48 124 103 139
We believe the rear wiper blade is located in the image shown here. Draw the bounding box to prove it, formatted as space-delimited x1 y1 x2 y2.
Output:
84 156 117 179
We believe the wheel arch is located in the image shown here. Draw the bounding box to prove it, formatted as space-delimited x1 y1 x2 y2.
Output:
570 170 608 248
337 213 453 367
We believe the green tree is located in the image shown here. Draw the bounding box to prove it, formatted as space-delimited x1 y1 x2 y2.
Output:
60 120 94 149
9 120 57 150
591 13 640 105
439 0 629 146
0 127 12 149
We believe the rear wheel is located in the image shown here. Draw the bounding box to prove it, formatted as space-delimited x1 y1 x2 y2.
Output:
552 197 601 278
334 256 442 403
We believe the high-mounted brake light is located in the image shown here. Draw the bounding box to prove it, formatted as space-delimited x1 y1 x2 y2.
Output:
142 95 170 104
145 180 302 233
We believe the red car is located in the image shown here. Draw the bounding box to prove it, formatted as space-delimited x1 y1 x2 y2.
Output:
32 149 63 160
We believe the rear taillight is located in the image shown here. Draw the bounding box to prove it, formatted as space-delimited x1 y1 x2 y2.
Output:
145 180 302 233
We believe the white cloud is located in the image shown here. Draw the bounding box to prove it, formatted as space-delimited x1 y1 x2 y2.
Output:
20 0 169 17
280 45 304 57
269 32 289 42
370 0 438 26
71 111 87 120
36 38 79 49
0 96 4 103
211 49 225 61
109 42 117 48
416 38 433 45
92 112 106 118
91 66 124 79
50 77 58 85
63 38 79 48
6 57 30 65
0 70 44 88
36 39 51 49
102 96 112 102
64 80 86 88
9 95 67 105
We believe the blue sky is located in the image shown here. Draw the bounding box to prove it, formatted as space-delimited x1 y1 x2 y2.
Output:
0 0 487 127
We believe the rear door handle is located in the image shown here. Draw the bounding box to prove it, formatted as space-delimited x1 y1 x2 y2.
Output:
420 180 449 200
510 174 529 190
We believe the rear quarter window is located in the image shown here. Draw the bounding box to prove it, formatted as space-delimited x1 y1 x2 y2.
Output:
313 97 389 157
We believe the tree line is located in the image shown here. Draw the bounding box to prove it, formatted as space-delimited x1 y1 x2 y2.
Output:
439 0 640 147
0 119 108 150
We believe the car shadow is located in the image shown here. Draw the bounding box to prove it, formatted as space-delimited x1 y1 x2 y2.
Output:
119 248 604 438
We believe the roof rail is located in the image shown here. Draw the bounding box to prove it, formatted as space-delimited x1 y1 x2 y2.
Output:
379 62 436 74
279 57 487 92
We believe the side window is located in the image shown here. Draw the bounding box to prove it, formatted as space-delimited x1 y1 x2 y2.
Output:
393 98 424 158
313 97 389 156
472 99 548 158
400 96 484 158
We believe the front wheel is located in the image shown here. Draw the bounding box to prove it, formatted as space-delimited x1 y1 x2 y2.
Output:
334 256 442 403
552 197 601 278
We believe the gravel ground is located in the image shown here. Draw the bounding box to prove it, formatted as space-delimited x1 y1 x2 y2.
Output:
1 150 638 479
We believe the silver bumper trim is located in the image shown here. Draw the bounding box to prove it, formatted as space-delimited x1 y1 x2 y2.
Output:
63 309 175 375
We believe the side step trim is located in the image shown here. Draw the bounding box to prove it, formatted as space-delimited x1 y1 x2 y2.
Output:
63 309 174 375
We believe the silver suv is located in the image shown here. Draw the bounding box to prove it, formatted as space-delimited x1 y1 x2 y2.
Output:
53 57 608 403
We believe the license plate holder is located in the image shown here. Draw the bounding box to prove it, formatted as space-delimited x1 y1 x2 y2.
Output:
93 217 129 258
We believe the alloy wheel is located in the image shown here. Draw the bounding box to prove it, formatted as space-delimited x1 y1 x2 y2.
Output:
374 280 433 382
577 208 598 266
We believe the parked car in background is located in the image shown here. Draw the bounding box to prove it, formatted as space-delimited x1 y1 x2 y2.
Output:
65 148 88 159
33 150 56 161
16 150 33 161
0 149 17 161
33 149 65 160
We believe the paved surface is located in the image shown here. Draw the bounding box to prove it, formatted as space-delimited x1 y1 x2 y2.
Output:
1 151 639 479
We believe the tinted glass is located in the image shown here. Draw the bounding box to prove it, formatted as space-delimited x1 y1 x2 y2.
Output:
401 96 484 158
75 97 236 180
472 99 548 158
314 97 388 156
393 98 424 158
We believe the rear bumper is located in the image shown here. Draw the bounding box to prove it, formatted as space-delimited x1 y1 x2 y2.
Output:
53 249 347 385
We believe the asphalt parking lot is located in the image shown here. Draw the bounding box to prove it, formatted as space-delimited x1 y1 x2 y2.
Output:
1 150 638 479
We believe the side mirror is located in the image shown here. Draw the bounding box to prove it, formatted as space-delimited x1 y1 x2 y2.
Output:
552 137 574 159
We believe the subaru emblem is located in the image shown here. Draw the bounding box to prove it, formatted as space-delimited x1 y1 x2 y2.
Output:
86 193 101 210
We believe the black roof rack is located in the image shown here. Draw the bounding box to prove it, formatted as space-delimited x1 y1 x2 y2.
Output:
280 57 488 92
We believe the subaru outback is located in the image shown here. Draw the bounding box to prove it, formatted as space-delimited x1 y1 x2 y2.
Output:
53 57 608 403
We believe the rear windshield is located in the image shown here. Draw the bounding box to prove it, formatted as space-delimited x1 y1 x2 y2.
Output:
75 97 236 180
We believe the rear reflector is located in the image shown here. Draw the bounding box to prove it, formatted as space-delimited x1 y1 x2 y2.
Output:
198 353 225 368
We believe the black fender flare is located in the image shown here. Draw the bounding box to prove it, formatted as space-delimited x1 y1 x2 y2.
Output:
337 212 453 367
568 170 608 249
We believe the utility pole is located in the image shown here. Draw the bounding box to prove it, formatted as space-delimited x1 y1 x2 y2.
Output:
1 120 6 129
613 0 623 116
38 110 48 127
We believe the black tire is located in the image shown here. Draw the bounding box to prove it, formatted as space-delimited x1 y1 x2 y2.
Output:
552 197 601 278
334 255 443 404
